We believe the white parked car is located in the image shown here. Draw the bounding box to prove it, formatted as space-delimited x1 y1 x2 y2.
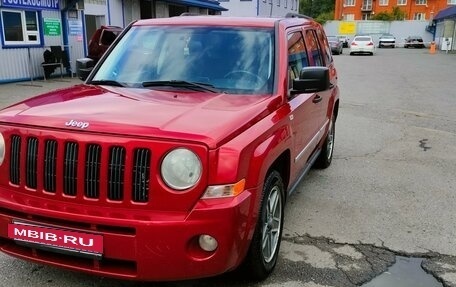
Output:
349 35 375 56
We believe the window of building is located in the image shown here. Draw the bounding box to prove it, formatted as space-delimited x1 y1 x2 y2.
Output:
344 0 355 6
1 9 41 46
379 0 388 5
448 0 456 4
295 0 298 10
284 0 287 8
362 13 371 20
415 0 426 4
344 14 355 20
414 12 425 20
277 0 280 6
397 0 406 5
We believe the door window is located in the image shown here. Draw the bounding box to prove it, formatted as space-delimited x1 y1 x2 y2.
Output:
304 30 323 66
287 32 308 89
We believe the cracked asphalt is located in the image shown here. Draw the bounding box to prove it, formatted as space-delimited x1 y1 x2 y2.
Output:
0 48 455 286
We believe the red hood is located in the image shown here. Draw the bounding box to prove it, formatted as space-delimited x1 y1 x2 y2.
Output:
0 84 278 148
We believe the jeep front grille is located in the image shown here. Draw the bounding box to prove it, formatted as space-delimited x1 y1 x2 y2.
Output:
8 135 151 203
44 140 57 192
64 142 78 196
108 146 126 201
9 135 21 185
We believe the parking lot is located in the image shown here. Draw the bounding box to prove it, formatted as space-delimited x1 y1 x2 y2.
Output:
0 48 455 287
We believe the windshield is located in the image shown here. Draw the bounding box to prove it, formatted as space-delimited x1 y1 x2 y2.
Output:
327 36 339 42
92 26 275 94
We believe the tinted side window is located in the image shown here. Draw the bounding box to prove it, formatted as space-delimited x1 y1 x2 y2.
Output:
304 29 323 66
287 32 308 89
316 28 332 65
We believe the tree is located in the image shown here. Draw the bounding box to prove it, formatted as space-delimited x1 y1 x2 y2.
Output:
371 6 407 21
299 0 335 19
315 11 335 25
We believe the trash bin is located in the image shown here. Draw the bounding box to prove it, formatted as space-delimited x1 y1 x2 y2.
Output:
76 58 94 80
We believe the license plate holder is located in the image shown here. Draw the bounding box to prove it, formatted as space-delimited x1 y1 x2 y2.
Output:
8 221 103 259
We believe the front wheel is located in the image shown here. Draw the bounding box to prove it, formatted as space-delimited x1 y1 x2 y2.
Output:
243 170 285 281
314 114 335 169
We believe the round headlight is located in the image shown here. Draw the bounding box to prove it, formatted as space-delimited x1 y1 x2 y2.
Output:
0 133 5 165
161 148 202 190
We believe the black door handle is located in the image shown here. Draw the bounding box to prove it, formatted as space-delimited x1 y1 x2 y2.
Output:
312 95 322 103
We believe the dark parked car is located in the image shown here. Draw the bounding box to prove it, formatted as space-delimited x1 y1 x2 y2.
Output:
87 25 123 62
337 35 349 47
404 36 425 48
327 36 343 55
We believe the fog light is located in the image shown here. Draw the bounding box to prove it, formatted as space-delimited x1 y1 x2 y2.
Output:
198 234 218 252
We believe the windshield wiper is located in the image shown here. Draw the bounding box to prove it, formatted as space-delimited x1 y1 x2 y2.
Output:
89 80 125 87
142 80 221 93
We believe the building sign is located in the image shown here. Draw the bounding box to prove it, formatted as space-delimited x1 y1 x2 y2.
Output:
338 22 356 35
2 0 59 10
44 18 61 36
68 20 83 37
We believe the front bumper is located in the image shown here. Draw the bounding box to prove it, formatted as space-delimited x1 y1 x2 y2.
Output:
0 186 258 281
379 41 395 47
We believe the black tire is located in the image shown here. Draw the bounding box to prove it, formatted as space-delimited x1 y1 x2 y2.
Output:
243 170 285 281
314 114 335 169
350 52 354 56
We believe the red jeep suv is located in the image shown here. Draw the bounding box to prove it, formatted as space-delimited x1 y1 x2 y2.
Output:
0 13 339 281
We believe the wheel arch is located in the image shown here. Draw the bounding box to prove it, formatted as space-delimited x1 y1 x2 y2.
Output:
265 150 291 200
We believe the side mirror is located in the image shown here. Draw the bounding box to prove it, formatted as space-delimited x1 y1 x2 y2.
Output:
292 66 330 94
76 58 95 81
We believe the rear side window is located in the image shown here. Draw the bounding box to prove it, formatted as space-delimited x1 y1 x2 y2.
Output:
304 30 323 66
316 28 332 65
287 32 308 89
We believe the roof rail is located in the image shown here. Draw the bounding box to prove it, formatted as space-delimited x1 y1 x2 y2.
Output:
180 12 202 16
285 12 313 20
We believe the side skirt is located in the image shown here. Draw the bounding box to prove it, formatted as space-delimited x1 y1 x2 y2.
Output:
287 148 321 196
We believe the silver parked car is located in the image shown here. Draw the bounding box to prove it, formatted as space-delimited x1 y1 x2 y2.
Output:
378 33 396 48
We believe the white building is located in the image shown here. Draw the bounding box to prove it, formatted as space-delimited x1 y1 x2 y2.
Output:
220 0 298 17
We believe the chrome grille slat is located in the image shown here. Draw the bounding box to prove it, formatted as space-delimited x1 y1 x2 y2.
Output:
9 135 21 185
85 144 101 198
132 149 150 202
108 146 125 201
44 140 57 192
64 142 78 196
26 137 38 189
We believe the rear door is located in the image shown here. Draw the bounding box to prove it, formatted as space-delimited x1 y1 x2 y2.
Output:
304 28 334 145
